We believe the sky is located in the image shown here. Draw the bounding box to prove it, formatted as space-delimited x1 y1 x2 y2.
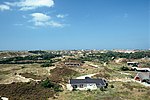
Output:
0 0 149 50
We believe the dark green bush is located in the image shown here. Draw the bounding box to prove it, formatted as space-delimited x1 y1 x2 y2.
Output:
87 89 91 92
72 88 77 91
120 66 129 71
110 85 114 88
41 62 54 67
100 87 105 91
41 79 54 88
41 79 63 92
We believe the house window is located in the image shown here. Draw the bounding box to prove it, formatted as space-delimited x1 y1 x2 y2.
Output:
80 84 83 88
72 85 77 88
89 84 92 86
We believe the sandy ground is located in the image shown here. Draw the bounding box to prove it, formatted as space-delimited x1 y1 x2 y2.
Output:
0 74 41 84
0 64 56 84
131 79 150 87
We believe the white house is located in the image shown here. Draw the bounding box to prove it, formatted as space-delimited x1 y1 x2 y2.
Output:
67 77 108 91
64 60 83 67
127 62 139 67
0 96 8 100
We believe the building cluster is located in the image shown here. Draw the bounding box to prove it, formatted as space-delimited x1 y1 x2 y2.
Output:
128 62 150 85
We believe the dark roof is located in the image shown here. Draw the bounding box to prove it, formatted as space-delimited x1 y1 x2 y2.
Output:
70 78 106 86
64 60 82 64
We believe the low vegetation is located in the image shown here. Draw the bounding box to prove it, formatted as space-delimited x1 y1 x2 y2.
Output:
0 50 150 100
81 51 150 63
41 62 55 67
50 67 79 83
0 52 61 64
120 66 130 71
0 82 55 100
0 78 63 100
41 78 63 92
20 73 42 80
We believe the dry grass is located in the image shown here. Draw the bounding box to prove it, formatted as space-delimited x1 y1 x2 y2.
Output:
0 82 55 100
57 81 150 100
50 67 79 83
0 64 51 84
20 73 43 80
0 61 150 100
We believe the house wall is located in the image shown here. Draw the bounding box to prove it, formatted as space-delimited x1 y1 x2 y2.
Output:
85 83 97 90
0 97 8 100
71 83 98 90
66 84 73 91
65 62 81 67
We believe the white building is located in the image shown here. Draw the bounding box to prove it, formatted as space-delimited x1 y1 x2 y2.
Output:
67 77 108 91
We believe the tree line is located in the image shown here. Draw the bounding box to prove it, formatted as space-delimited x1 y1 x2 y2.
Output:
0 53 61 64
81 50 150 62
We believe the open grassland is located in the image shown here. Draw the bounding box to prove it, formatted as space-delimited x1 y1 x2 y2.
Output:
0 64 52 84
0 59 150 100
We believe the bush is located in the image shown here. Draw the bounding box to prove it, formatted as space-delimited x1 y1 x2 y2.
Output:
41 79 63 92
87 89 91 92
120 66 129 71
110 85 114 88
21 66 25 69
130 75 134 78
72 88 76 91
100 87 105 91
41 79 54 88
41 62 54 67
53 84 63 92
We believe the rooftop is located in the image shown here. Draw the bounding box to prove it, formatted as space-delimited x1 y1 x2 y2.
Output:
137 72 150 80
70 77 106 86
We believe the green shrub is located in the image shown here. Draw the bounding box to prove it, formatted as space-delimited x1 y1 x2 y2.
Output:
41 62 54 67
130 75 134 78
110 85 114 88
120 66 129 71
72 88 77 91
41 79 54 88
41 79 63 92
53 84 63 92
87 89 91 92
100 87 105 91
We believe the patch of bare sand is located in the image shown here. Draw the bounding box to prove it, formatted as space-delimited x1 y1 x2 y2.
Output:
0 74 40 84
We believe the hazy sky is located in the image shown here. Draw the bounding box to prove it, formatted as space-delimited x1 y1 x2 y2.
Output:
0 0 149 50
